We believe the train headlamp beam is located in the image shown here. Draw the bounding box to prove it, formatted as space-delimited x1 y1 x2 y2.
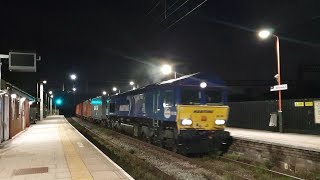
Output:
181 119 192 126
215 119 225 125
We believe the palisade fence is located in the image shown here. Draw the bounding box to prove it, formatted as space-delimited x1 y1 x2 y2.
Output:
227 98 320 134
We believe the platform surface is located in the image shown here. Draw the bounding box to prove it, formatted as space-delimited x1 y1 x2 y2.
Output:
0 115 133 180
226 127 320 152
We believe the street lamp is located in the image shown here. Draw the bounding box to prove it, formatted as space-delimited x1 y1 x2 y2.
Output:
112 87 120 94
72 87 76 92
161 64 177 78
102 91 107 95
200 82 207 88
49 91 52 95
70 74 77 80
50 95 54 98
161 64 172 75
129 81 136 90
36 80 47 120
258 29 283 133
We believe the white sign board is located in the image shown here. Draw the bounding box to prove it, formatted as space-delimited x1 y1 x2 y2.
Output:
119 105 129 112
314 101 320 124
270 84 288 92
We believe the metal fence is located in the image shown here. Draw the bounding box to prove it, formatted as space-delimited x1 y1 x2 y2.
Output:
227 99 320 134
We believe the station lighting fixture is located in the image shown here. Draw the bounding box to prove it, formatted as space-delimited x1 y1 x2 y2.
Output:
70 74 77 80
11 94 17 99
129 81 134 86
200 82 207 88
112 87 117 92
50 95 54 98
42 80 47 84
49 91 53 95
102 91 107 95
258 29 271 39
72 87 76 92
257 28 283 133
161 64 172 75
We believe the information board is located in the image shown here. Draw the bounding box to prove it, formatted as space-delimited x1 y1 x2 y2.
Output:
9 52 36 72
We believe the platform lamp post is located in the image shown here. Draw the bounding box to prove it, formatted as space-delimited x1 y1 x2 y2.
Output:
39 80 47 120
102 91 107 121
258 29 283 133
70 74 77 107
129 81 137 90
50 94 53 115
72 87 76 106
112 87 120 94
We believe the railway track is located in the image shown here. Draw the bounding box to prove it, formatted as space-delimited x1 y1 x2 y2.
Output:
70 117 303 180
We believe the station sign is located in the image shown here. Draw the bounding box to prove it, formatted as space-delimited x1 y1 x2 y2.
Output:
270 84 288 92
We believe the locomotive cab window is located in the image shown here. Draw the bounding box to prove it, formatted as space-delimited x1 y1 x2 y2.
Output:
109 103 116 113
205 89 223 104
163 90 173 107
180 88 200 105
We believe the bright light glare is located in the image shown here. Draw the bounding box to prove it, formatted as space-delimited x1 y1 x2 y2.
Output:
20 97 26 102
215 119 226 125
258 30 271 39
49 91 53 95
112 87 117 92
181 119 192 126
200 82 207 88
161 64 172 75
56 99 62 105
50 95 54 98
11 94 17 99
72 87 76 92
102 91 107 95
43 80 47 84
129 81 134 86
70 74 77 80
29 101 34 105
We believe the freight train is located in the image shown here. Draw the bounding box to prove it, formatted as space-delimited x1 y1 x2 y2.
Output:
75 73 231 154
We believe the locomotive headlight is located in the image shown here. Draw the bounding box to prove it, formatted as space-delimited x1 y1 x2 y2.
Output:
181 119 192 126
215 119 225 125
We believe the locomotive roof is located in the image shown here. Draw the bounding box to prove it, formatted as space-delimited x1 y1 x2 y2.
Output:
111 73 226 97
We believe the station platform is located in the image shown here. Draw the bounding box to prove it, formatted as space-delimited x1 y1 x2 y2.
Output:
226 127 320 152
0 115 133 180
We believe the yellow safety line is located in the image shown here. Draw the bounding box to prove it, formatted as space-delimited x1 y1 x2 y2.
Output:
59 124 93 180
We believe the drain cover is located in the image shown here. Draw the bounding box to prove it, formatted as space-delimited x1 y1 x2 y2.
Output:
13 167 48 176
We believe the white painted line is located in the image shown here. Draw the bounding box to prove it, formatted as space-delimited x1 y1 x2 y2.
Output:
65 117 134 180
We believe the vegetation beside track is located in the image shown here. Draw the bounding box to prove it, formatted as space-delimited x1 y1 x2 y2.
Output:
67 118 175 180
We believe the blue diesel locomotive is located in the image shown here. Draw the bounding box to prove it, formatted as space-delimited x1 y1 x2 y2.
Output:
76 73 231 154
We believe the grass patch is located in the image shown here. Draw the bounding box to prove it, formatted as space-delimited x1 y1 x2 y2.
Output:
297 169 320 180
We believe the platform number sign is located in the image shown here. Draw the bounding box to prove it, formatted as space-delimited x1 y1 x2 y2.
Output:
314 101 320 124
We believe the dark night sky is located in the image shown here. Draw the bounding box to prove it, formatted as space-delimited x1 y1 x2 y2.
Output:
1 1 320 105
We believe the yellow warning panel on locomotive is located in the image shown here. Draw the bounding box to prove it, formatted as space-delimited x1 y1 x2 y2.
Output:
176 105 229 131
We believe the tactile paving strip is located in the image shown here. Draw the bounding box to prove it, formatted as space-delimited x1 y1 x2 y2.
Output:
12 167 48 176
